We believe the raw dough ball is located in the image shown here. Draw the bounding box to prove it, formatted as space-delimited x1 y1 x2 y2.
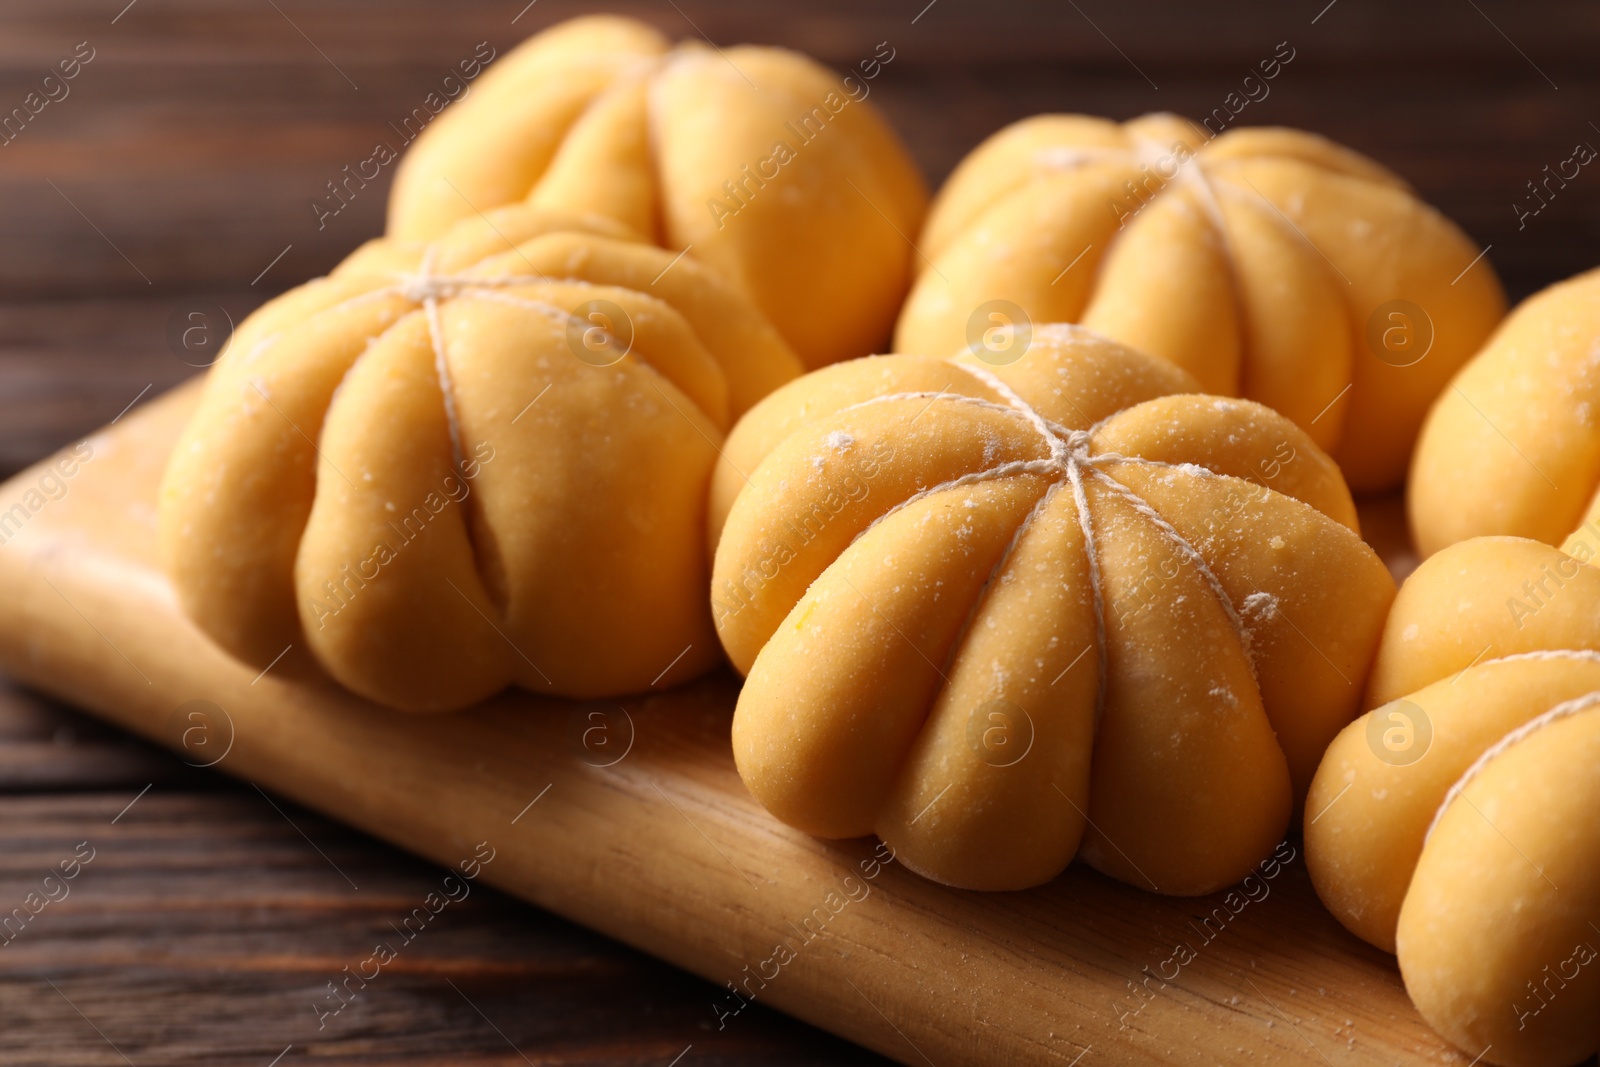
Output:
1411 267 1600 557
714 326 1394 892
388 15 928 370
161 205 801 711
1306 536 1600 1067
895 113 1505 490
1401 702 1600 1067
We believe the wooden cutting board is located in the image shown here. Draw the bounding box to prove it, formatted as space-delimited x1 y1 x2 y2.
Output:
0 381 1462 1067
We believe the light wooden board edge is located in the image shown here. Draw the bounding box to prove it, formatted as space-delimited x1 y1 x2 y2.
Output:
0 381 1468 1067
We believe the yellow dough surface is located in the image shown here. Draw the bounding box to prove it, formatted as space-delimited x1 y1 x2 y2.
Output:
1401 704 1600 1067
387 15 928 371
160 205 801 712
1306 536 1600 1067
713 327 1394 893
1411 266 1600 557
895 113 1506 491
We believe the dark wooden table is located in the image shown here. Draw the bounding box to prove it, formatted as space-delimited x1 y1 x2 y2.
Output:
1 1 1596 1063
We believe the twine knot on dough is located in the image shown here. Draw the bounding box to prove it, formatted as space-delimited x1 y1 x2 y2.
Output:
1062 428 1095 460
395 270 472 305
319 243 595 473
831 360 1259 721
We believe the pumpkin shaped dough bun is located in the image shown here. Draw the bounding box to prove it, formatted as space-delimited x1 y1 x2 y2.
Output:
161 205 801 712
1411 266 1600 558
896 112 1506 491
713 325 1395 893
1307 536 1600 1067
388 15 928 370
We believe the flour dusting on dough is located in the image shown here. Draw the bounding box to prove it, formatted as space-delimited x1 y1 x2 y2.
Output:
1242 590 1279 619
1208 686 1240 708
1237 591 1280 660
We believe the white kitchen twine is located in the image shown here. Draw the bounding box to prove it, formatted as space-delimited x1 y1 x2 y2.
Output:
1030 130 1242 282
826 358 1254 722
303 244 613 474
1423 653 1600 847
1035 131 1226 209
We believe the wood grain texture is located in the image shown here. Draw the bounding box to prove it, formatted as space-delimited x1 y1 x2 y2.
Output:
2 0 1596 302
5 1 1600 478
0 381 1466 1067
1 789 884 1066
0 508 884 1067
0 680 196 791
2 2 1597 1062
